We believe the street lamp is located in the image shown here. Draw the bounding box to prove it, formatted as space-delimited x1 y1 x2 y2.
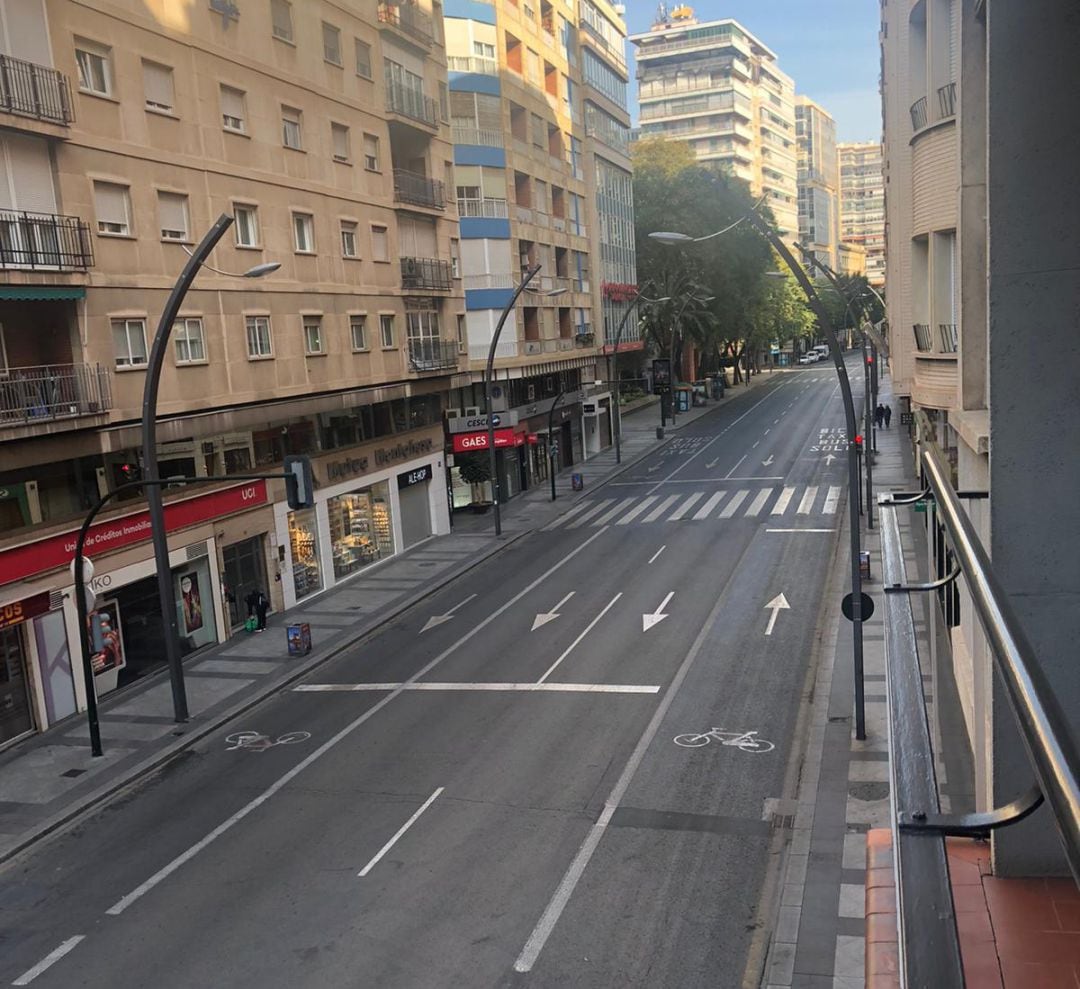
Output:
146 214 278 723
607 293 670 463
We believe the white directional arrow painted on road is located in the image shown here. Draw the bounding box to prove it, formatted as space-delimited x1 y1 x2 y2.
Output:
764 593 790 636
705 459 719 469
532 591 575 631
647 464 662 474
824 453 838 465
762 455 775 467
643 591 674 632
421 593 478 633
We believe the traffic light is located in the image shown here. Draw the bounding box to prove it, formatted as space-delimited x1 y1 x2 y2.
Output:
284 455 314 510
90 611 111 652
866 355 874 365
854 434 864 447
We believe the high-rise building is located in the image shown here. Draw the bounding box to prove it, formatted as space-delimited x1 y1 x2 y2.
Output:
630 8 799 242
795 96 840 271
0 0 462 741
838 141 885 287
444 0 635 509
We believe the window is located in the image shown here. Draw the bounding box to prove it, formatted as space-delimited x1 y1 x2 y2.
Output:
438 82 449 123
350 315 368 351
331 123 350 163
234 204 259 247
112 318 148 367
75 38 111 96
456 313 467 353
341 221 358 258
221 86 246 132
473 41 495 58
271 0 293 42
282 106 302 150
322 22 342 64
94 182 131 236
303 315 324 354
355 39 372 78
174 317 206 364
246 315 273 358
380 314 395 348
293 212 314 253
450 238 460 278
142 60 174 112
363 133 379 171
157 191 189 241
371 225 389 261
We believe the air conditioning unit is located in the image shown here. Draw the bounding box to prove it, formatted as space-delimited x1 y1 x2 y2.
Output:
465 406 481 416
445 407 462 420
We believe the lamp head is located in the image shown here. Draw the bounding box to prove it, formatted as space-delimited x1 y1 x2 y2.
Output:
243 262 281 278
648 231 694 244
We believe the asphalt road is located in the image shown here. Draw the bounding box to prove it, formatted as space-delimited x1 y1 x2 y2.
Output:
0 365 855 989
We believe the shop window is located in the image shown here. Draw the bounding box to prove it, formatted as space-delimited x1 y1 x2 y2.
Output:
328 482 394 581
288 508 322 599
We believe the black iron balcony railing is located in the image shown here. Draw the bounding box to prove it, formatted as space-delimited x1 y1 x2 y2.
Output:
0 211 93 270
0 363 112 426
910 95 928 132
407 338 459 372
385 79 438 128
376 2 434 47
393 169 445 209
401 257 452 291
0 54 73 125
937 81 957 118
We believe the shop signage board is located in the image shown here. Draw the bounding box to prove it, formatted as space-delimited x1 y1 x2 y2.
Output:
398 464 434 489
446 412 519 433
0 481 269 587
451 429 524 453
0 591 51 630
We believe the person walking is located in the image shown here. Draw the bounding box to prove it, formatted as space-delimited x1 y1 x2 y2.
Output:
253 589 270 632
874 404 884 428
884 404 893 428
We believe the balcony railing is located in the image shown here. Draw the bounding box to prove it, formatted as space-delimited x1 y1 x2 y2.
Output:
0 54 73 125
401 256 453 291
447 56 498 76
393 169 445 209
913 323 933 352
910 95 928 132
376 2 434 47
463 272 514 289
457 197 508 218
937 323 958 353
937 81 957 118
0 211 93 271
469 340 517 361
386 80 438 128
407 338 459 372
0 363 112 426
451 124 503 147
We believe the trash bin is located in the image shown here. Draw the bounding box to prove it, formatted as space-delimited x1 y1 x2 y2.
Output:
711 376 724 400
571 472 584 492
656 426 665 440
287 622 312 656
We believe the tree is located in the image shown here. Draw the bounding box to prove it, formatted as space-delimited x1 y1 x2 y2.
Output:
456 452 491 505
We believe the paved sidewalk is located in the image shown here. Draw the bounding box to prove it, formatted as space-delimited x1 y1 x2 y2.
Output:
0 371 781 865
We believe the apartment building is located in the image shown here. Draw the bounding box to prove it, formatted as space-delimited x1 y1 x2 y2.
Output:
630 8 799 243
838 141 885 287
443 0 635 508
794 96 839 271
0 0 464 744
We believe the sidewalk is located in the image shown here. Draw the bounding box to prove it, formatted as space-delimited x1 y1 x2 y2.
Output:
0 371 780 865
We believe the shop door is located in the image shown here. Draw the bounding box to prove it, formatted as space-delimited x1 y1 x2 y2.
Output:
223 536 267 628
34 610 76 724
399 482 432 548
0 626 34 743
561 422 574 467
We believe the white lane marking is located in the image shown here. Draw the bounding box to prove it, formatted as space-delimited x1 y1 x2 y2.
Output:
764 428 771 435
797 486 818 514
421 593 478 633
763 593 790 636
823 486 842 514
745 488 773 516
295 682 660 694
568 499 614 528
538 594 623 684
642 591 674 632
693 491 726 520
773 418 781 425
592 498 636 526
719 490 749 518
667 492 704 521
641 494 679 523
106 527 611 917
771 487 796 515
358 787 444 877
532 591 575 631
13 937 86 986
542 502 592 531
647 545 666 564
615 496 658 525
751 441 759 448
766 528 834 534
724 454 747 479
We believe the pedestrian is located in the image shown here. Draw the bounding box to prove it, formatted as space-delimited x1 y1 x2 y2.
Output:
253 589 270 632
874 404 884 428
884 404 892 428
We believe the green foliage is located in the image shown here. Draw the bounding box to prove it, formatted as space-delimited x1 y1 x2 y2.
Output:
456 452 490 484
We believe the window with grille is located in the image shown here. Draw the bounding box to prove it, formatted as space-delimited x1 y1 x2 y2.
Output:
350 315 368 351
341 221 358 258
234 204 259 247
303 315 324 354
322 22 342 65
75 39 111 95
332 123 350 163
112 318 148 367
94 182 131 236
380 314 395 348
246 316 273 358
143 60 175 112
221 86 246 132
282 107 302 149
271 0 293 42
293 213 314 253
158 192 189 241
355 39 372 78
174 317 206 364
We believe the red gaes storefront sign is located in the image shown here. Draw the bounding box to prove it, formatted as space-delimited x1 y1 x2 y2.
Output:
451 429 525 453
0 481 268 588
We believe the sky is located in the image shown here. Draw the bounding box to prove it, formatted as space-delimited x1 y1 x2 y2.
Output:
622 0 882 143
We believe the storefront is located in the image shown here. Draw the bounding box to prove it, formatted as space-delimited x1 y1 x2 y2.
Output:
448 425 532 509
0 619 35 746
287 507 322 600
221 535 268 628
397 464 434 547
582 394 613 457
328 482 393 580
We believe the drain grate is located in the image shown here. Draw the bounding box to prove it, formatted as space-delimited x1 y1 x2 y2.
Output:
61 768 87 778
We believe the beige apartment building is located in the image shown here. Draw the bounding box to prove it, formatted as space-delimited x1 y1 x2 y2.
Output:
794 95 839 271
0 0 464 745
630 8 799 243
838 140 885 287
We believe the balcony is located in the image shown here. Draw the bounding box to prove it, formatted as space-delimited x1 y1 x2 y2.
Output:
913 323 933 351
938 323 958 353
457 197 508 218
386 79 438 129
447 56 498 76
0 363 112 427
463 272 514 289
401 256 453 291
937 81 956 119
451 124 503 147
0 211 93 271
393 169 445 209
0 54 73 127
910 95 928 132
407 338 459 372
376 2 434 48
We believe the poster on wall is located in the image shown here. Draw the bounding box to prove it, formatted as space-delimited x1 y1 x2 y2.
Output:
179 573 204 634
90 599 126 677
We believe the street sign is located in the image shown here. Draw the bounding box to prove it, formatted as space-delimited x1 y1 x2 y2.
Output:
914 500 928 513
841 592 876 622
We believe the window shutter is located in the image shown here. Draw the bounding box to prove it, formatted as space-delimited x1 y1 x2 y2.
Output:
143 61 174 108
94 182 129 227
7 134 57 213
158 192 187 237
450 91 474 120
221 86 244 120
475 94 501 130
332 124 349 159
271 0 292 40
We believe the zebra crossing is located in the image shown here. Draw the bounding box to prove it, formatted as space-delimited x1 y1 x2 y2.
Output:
545 484 844 530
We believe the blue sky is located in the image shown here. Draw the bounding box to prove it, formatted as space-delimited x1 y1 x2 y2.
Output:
623 0 882 143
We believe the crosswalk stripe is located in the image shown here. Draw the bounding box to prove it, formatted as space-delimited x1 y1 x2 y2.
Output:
569 499 614 527
642 494 680 523
823 486 842 514
693 491 726 520
797 486 817 515
543 501 592 530
668 492 704 521
592 498 636 526
616 495 658 525
719 490 749 518
771 487 796 515
745 488 773 517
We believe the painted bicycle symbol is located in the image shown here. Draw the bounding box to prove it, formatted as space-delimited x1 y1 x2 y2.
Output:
225 730 311 752
673 729 775 753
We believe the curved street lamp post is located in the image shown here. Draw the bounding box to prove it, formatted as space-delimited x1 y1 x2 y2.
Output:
607 293 670 463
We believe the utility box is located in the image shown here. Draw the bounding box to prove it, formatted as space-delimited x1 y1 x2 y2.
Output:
859 551 872 581
571 473 584 492
287 622 312 657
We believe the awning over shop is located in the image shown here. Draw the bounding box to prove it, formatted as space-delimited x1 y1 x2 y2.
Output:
0 286 86 301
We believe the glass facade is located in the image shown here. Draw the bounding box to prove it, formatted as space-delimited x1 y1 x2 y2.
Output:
595 157 638 344
328 482 394 580
288 507 322 599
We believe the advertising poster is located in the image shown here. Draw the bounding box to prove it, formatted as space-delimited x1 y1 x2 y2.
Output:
179 572 204 634
90 599 126 676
